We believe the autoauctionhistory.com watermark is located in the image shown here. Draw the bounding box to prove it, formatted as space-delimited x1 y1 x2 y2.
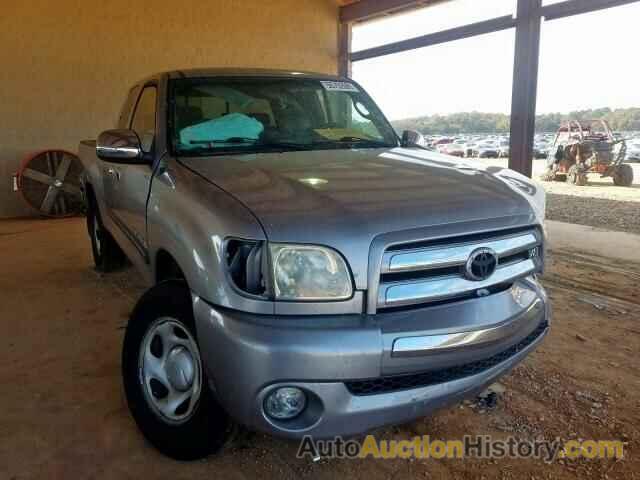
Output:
297 435 624 462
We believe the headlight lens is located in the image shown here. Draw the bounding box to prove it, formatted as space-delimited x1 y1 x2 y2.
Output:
269 244 353 301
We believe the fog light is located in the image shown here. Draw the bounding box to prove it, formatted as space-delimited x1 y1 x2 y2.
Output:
264 387 306 420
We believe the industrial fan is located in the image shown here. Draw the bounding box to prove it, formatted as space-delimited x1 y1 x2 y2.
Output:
17 150 84 217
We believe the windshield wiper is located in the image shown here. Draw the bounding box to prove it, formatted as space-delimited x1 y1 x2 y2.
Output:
176 139 314 156
312 137 394 149
179 137 392 155
189 137 259 145
177 145 250 156
189 138 317 150
260 141 314 151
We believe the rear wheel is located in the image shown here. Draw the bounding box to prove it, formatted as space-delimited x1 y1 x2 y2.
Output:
567 165 588 186
122 281 230 460
613 164 634 187
87 205 126 272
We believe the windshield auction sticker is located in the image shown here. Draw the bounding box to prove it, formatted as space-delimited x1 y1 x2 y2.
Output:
297 435 624 462
320 81 359 92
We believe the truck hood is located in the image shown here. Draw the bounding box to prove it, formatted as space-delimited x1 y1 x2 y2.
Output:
179 147 543 289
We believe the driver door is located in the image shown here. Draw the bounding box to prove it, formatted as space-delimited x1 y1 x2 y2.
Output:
102 84 157 261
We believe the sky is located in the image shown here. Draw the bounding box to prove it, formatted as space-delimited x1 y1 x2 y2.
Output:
351 0 640 120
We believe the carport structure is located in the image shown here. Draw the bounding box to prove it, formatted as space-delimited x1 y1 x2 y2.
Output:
1 0 638 219
338 0 640 177
2 3 640 478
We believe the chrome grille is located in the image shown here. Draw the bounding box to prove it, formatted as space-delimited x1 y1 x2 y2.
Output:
376 228 542 310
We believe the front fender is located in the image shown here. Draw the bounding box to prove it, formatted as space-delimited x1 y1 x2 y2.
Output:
146 158 275 315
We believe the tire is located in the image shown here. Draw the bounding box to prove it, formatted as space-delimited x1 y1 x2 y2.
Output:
567 165 587 186
539 168 555 182
555 174 567 182
122 280 230 460
87 205 126 272
613 164 634 187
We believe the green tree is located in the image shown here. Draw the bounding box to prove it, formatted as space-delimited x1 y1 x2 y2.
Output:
392 108 640 135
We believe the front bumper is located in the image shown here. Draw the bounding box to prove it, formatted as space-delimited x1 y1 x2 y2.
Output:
193 277 550 439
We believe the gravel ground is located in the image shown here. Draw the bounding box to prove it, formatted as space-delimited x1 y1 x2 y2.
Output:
541 166 640 235
546 192 640 235
483 158 640 235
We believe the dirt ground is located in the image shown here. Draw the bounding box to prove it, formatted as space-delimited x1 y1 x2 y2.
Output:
1 217 639 479
540 163 640 235
485 159 640 234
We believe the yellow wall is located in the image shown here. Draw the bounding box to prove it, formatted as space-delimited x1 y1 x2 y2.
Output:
0 0 340 217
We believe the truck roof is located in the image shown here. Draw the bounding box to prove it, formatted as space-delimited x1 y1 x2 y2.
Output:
160 68 345 82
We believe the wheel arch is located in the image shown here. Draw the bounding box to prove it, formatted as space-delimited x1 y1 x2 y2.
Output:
154 249 187 284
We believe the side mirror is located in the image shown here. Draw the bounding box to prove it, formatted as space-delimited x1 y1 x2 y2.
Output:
96 129 144 163
401 130 427 148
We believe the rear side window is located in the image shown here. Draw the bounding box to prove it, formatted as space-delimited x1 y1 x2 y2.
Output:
117 86 140 129
130 86 158 152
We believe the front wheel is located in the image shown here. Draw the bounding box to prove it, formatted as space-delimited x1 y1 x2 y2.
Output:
122 280 230 460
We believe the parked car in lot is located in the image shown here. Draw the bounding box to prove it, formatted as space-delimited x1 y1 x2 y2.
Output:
79 69 549 460
436 143 449 153
463 141 477 157
472 142 500 158
533 143 550 159
626 140 640 162
431 136 454 147
497 140 510 158
442 143 466 157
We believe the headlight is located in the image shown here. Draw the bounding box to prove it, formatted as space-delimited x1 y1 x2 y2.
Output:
269 244 353 301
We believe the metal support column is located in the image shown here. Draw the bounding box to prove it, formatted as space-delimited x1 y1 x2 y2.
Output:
509 0 542 177
339 21 353 77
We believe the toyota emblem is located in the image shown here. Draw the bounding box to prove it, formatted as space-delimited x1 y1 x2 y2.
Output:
464 248 498 281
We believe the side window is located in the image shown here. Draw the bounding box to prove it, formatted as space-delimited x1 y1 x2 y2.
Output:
130 86 157 152
117 86 140 129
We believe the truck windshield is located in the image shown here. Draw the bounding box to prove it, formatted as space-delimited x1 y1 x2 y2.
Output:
169 77 399 155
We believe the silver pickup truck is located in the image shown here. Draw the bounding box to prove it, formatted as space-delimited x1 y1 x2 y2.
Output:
79 68 549 460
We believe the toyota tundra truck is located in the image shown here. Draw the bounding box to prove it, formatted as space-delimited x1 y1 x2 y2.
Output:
78 69 549 460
